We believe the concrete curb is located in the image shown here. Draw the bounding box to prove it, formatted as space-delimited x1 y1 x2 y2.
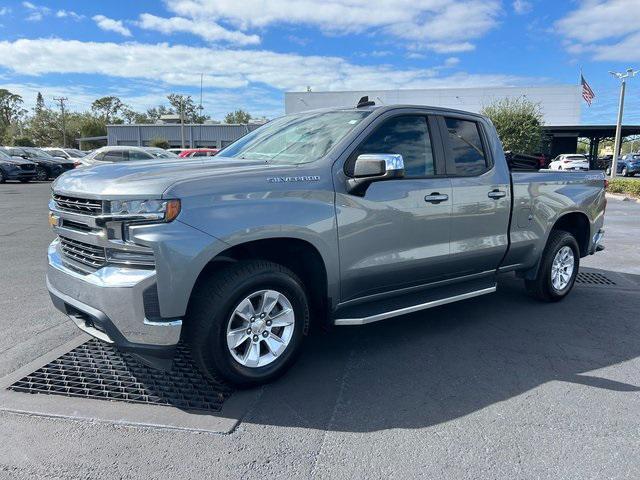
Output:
605 192 640 204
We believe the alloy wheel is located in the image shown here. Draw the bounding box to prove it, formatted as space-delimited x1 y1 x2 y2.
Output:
551 246 575 291
226 289 295 368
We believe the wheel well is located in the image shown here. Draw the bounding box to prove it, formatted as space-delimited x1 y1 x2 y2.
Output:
551 212 590 257
190 238 329 330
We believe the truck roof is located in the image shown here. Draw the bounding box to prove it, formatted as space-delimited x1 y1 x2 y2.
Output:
301 103 488 121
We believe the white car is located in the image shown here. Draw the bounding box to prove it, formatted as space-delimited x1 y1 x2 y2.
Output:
548 154 589 171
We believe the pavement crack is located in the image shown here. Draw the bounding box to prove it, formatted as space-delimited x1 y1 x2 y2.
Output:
309 346 356 477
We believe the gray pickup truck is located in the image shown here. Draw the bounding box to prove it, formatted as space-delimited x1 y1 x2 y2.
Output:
47 102 606 385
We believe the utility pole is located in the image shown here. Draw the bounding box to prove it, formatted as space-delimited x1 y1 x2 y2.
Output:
53 97 68 147
179 97 185 149
609 68 638 178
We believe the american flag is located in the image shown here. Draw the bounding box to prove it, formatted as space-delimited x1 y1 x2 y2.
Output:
581 74 595 106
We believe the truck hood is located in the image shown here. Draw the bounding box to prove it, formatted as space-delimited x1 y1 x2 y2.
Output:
52 157 273 198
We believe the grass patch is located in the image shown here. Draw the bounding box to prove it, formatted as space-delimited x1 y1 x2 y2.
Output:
607 178 640 198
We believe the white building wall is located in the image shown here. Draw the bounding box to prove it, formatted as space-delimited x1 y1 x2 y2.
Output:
285 86 582 126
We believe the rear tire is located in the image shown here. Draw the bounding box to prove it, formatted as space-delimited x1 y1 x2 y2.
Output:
525 230 580 302
185 260 309 387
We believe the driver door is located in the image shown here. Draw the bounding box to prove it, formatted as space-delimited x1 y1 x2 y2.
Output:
335 112 452 302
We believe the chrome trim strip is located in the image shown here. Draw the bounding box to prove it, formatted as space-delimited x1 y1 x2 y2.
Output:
334 286 497 326
143 318 183 327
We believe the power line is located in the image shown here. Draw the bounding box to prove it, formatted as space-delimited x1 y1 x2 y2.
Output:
53 96 68 147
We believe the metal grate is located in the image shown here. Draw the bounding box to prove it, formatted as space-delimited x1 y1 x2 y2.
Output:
8 339 232 412
53 194 103 215
59 236 107 269
576 271 616 286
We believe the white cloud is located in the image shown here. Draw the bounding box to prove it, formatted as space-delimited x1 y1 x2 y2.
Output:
556 0 640 61
137 13 260 45
22 1 50 21
0 7 11 16
444 57 460 67
0 38 529 93
92 15 132 37
161 0 501 52
512 0 532 14
56 10 84 20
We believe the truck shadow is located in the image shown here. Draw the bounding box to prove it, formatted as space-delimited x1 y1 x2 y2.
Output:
245 269 640 432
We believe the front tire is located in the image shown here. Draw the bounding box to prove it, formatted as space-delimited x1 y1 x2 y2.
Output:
525 230 579 302
186 260 309 387
36 166 48 181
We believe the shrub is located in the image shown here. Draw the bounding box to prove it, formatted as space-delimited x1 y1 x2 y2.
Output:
149 137 170 149
14 137 35 147
607 178 640 198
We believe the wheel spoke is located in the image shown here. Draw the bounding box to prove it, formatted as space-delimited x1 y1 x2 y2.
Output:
227 328 249 349
265 333 286 356
260 290 280 316
243 341 261 367
234 297 256 322
269 307 294 326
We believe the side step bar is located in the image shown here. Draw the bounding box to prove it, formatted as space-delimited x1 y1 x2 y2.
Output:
334 286 496 326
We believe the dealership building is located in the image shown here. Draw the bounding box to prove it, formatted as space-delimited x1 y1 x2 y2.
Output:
105 122 261 149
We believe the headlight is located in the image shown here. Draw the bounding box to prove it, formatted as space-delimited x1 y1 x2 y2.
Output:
106 198 181 223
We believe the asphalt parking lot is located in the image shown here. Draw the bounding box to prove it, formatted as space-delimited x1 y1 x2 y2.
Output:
1 181 640 479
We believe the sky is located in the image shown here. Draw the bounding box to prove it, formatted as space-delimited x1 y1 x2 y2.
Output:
0 0 639 124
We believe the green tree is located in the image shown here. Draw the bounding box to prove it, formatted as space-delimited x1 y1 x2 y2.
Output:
0 89 27 143
91 96 125 123
224 109 252 124
480 97 544 154
167 94 208 123
35 92 46 114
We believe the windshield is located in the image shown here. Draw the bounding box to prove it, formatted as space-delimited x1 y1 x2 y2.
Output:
218 110 371 164
66 149 85 158
0 149 11 160
566 155 586 160
23 147 54 158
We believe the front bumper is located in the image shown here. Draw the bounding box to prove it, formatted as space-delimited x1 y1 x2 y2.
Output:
3 166 36 180
47 239 181 367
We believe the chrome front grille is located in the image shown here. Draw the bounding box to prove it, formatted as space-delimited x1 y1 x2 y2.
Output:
59 236 107 269
53 194 103 215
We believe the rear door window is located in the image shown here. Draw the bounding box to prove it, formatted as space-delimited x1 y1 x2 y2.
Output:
444 117 489 176
102 151 125 162
128 150 152 161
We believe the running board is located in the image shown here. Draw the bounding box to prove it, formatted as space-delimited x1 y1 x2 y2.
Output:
334 285 496 326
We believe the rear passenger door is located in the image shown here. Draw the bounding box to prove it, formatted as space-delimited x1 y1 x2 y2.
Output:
438 115 511 277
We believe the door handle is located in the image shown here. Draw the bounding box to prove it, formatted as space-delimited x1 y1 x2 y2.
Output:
424 193 449 204
488 190 506 199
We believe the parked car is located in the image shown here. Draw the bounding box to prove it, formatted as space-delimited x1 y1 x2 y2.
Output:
0 149 37 183
178 148 220 158
605 153 640 176
43 147 87 164
80 146 159 166
0 146 75 180
47 103 606 386
548 154 589 171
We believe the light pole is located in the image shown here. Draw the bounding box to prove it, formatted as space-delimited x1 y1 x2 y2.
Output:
609 68 638 178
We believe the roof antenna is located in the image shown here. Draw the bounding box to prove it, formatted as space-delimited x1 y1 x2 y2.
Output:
356 96 375 108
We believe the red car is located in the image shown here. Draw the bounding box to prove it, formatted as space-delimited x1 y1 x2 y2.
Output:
178 148 220 158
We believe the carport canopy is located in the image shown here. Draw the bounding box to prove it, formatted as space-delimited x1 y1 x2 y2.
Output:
543 124 640 162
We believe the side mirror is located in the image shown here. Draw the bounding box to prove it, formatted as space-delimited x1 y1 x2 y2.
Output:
347 154 404 195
